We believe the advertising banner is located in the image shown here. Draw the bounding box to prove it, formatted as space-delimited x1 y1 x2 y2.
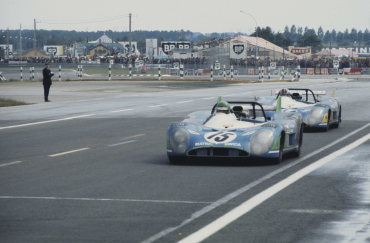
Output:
229 42 247 59
120 42 137 54
198 69 211 76
146 39 157 57
289 46 311 58
161 41 191 55
161 42 177 55
0 44 13 56
44 46 64 56
306 68 330 75
343 68 361 75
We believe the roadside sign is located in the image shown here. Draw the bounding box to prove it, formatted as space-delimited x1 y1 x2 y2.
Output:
214 63 221 70
110 60 114 65
333 60 339 68
270 62 276 69
173 62 179 69
139 60 144 66
135 60 140 66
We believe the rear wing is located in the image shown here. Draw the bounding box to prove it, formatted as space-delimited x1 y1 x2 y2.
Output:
274 90 327 95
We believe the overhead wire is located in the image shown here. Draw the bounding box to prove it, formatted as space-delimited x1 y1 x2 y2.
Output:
38 14 130 25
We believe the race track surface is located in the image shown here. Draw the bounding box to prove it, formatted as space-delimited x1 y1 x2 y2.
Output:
1 77 370 243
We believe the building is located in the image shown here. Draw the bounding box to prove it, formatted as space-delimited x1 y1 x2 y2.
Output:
89 43 111 56
22 49 48 58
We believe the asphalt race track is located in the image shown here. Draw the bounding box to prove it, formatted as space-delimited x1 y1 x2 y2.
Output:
1 77 370 243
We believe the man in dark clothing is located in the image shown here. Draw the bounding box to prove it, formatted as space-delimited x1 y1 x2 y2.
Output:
42 63 54 102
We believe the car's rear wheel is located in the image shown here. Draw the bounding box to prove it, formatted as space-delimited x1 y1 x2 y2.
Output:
291 125 303 158
332 107 341 129
168 156 187 164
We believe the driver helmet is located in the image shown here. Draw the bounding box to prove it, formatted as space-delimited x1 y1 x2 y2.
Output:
280 88 290 96
215 101 231 114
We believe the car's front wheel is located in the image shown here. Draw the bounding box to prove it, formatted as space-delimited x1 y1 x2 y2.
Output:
332 107 341 129
272 135 284 165
168 156 187 164
291 125 303 158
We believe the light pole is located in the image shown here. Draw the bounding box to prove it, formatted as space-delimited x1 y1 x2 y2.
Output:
240 11 258 66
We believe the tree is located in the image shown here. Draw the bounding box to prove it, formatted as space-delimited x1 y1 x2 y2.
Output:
323 30 331 44
250 26 275 43
304 26 309 35
158 37 165 44
299 32 322 52
283 25 290 39
364 29 370 45
297 27 303 41
336 31 343 44
290 25 297 43
317 26 324 40
350 28 357 43
331 29 337 43
343 29 350 41
358 30 363 45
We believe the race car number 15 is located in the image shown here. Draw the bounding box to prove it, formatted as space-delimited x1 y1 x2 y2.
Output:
204 132 237 144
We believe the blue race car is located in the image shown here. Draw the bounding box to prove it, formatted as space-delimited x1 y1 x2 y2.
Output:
256 88 341 132
167 97 303 164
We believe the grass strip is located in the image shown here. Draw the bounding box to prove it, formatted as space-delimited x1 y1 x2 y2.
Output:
0 97 30 107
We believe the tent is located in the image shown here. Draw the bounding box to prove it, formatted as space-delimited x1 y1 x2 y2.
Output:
154 55 174 59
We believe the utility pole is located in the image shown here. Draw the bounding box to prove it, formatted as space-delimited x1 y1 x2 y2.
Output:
129 13 132 58
34 19 37 58
19 23 22 59
6 28 9 59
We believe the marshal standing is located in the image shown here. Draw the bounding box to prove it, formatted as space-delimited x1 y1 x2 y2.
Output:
42 63 54 102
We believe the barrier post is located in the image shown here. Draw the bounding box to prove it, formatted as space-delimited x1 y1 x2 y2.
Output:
231 66 233 80
20 67 23 81
210 65 213 82
180 64 183 79
32 67 34 80
81 65 83 78
282 67 284 80
30 67 32 80
109 64 111 81
158 65 161 81
77 65 80 78
261 66 264 83
129 64 132 79
268 67 270 80
297 65 300 81
59 65 61 81
258 67 261 81
223 65 226 80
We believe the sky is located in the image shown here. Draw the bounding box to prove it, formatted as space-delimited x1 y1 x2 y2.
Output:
1 0 370 35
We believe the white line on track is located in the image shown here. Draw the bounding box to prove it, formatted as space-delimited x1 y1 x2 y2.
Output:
110 109 133 113
108 140 137 147
119 134 145 140
0 114 95 130
0 196 212 204
178 132 370 243
147 104 167 107
202 97 215 100
49 148 90 157
0 161 22 167
177 100 194 104
142 122 370 243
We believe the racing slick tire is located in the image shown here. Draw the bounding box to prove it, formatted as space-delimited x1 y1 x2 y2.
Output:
291 125 303 158
331 107 341 129
272 134 284 165
168 156 187 164
322 120 329 132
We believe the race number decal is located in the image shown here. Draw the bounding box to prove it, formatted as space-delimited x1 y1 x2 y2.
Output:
204 132 237 144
